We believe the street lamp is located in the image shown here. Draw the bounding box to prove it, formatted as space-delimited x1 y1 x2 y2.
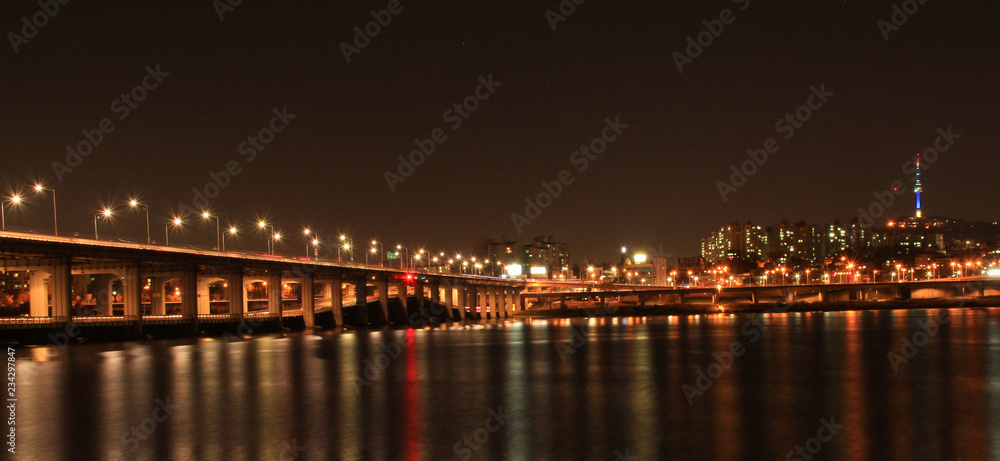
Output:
1 194 23 231
33 184 57 236
258 220 278 254
367 246 378 265
94 208 113 239
396 244 408 269
166 217 183 246
202 211 221 251
128 199 151 244
339 235 353 261
371 240 384 267
224 226 238 252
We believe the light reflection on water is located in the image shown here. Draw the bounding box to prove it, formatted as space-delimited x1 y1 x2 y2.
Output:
10 307 1000 460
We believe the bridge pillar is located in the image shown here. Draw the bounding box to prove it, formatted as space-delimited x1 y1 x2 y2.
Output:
415 280 425 309
331 275 343 326
122 266 142 319
430 283 440 303
711 292 717 304
519 291 526 311
396 281 407 306
94 274 115 316
197 277 212 315
750 291 757 304
228 271 244 321
378 277 390 323
786 290 794 304
302 274 315 328
29 269 50 318
445 284 458 320
638 293 645 307
354 276 369 326
49 258 72 321
267 272 283 316
476 286 490 319
180 268 199 333
817 290 825 302
151 276 169 315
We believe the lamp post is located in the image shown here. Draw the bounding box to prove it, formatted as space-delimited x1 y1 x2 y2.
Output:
202 211 220 251
33 184 57 236
128 199 150 244
258 221 277 254
339 235 353 261
396 245 408 269
1 194 23 231
224 226 238 252
371 240 384 267
94 208 112 240
367 247 377 266
166 217 183 246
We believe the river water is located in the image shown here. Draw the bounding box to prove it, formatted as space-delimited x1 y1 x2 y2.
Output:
7 307 1000 460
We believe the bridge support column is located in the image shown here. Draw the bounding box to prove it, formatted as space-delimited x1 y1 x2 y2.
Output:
181 268 199 333
750 292 757 304
355 276 369 326
302 274 315 328
331 275 343 326
228 271 244 322
817 290 825 302
122 266 142 319
480 287 490 318
786 290 794 304
197 277 212 315
639 293 645 307
519 291 526 311
151 276 169 315
446 284 458 320
267 272 283 330
29 269 50 318
49 258 72 321
415 280 425 309
378 277 390 323
94 274 115 316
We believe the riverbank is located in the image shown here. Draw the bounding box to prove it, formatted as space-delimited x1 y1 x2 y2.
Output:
513 296 1000 318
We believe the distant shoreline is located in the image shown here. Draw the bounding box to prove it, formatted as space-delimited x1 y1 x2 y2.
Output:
513 296 1000 318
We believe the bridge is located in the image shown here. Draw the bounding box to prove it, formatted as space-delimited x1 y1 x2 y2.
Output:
0 231 524 341
519 277 1000 309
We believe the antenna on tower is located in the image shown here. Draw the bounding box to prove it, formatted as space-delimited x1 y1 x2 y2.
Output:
914 152 923 218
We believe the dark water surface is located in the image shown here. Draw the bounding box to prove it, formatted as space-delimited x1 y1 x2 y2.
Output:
8 307 1000 460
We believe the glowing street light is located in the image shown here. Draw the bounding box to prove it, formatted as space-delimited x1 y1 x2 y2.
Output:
33 184 58 236
338 235 354 261
166 217 183 246
126 198 151 244
94 208 113 239
1 194 23 231
200 211 221 251
224 225 238 252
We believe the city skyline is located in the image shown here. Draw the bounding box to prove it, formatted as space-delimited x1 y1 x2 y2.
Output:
0 1 997 263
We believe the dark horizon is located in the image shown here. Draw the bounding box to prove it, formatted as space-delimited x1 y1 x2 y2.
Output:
1 0 997 262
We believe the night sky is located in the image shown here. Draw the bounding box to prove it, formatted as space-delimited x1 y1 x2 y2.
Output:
1 0 997 263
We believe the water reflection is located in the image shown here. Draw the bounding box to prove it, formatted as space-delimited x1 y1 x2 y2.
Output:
10 307 999 460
